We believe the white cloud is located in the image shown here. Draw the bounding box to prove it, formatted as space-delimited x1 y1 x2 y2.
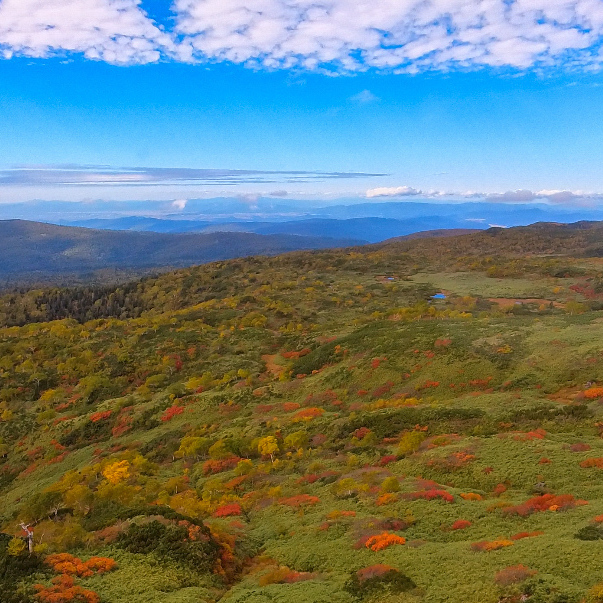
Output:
0 0 173 64
366 186 422 198
172 0 603 72
171 199 187 210
1 0 603 72
350 90 379 103
367 185 603 204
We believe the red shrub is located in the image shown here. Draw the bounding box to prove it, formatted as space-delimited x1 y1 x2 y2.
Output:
513 428 546 441
202 456 241 475
451 520 472 530
279 494 320 507
570 442 591 452
282 402 300 412
510 531 543 541
379 455 397 466
404 489 454 503
493 483 507 496
213 503 243 517
371 381 395 398
161 405 184 422
503 494 584 517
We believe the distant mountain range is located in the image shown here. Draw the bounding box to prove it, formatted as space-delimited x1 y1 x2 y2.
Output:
60 216 486 243
51 200 603 244
0 220 363 284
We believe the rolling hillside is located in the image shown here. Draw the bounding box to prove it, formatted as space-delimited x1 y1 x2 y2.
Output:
3 222 603 602
0 220 363 283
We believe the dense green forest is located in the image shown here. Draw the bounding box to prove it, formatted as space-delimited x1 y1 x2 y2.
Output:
5 222 603 602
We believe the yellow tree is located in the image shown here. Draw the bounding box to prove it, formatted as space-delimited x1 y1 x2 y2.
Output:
258 436 279 463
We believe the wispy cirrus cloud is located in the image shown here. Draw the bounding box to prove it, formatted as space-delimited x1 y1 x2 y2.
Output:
0 165 385 187
2 0 603 72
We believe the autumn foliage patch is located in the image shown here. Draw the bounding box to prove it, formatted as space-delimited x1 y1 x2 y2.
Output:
365 533 406 551
279 494 320 507
35 575 100 603
45 553 117 577
450 519 472 530
502 494 585 516
213 503 243 518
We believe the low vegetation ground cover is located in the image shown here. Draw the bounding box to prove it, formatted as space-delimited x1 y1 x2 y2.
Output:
4 224 603 601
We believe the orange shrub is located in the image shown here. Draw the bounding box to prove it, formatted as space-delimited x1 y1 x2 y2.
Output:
376 493 398 506
279 494 320 507
365 533 406 551
282 402 300 412
580 457 603 469
89 410 112 422
292 407 324 422
471 539 514 552
584 387 603 399
460 492 483 501
35 575 100 603
45 553 117 577
83 557 117 574
510 531 543 541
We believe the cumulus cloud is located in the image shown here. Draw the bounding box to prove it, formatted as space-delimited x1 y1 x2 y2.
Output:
0 0 173 64
171 0 603 72
171 199 187 210
2 0 603 72
366 186 422 198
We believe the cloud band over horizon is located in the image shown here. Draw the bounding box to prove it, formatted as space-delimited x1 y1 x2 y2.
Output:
0 165 385 187
3 0 603 73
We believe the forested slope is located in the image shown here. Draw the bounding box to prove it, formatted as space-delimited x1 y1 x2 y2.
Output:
3 222 603 602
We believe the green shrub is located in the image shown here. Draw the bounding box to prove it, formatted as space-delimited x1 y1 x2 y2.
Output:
117 520 219 572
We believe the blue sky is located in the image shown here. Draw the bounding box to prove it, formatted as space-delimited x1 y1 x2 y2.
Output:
2 0 603 205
